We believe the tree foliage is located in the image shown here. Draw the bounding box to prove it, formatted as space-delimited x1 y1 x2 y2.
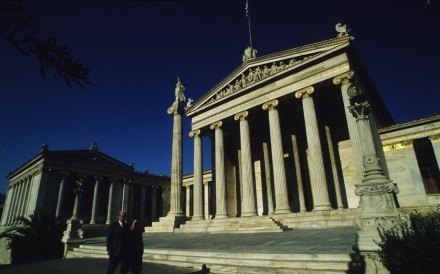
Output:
376 207 440 274
0 209 67 264
0 0 93 88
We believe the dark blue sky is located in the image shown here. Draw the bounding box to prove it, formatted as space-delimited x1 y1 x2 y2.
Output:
1 0 439 193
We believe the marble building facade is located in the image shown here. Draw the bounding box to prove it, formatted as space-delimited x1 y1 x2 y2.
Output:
0 143 171 233
177 35 440 222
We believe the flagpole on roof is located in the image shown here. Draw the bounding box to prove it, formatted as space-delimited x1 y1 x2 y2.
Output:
245 0 253 48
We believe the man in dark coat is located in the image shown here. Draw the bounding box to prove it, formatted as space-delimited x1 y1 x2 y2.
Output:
128 219 144 274
107 211 130 274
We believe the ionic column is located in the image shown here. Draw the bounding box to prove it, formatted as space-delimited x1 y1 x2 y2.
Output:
333 71 364 183
90 176 101 224
262 143 274 214
140 185 146 223
204 181 210 220
5 183 18 225
429 135 440 167
106 178 116 224
55 172 68 218
0 184 14 225
17 177 29 219
295 86 332 211
325 126 344 208
11 180 24 224
185 185 191 217
234 111 257 217
262 100 291 214
189 129 204 220
151 186 158 221
166 98 185 218
210 121 228 218
291 135 307 212
121 180 130 212
71 178 84 220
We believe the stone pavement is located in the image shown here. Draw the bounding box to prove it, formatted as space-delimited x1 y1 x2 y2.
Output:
0 227 359 274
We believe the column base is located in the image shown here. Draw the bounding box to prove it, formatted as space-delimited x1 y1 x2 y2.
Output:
242 211 258 217
191 215 205 221
312 204 333 211
274 207 292 214
214 213 229 219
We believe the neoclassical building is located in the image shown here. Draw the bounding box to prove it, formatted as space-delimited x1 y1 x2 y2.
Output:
0 143 171 234
152 30 440 233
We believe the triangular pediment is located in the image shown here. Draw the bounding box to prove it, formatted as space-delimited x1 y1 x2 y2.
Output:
186 36 352 117
46 150 132 170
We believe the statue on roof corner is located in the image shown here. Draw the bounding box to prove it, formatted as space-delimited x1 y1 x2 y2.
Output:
243 46 257 63
335 23 350 38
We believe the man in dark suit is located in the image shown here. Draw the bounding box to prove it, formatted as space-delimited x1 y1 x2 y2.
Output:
107 211 130 274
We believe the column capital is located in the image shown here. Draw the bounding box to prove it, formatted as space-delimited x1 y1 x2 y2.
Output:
348 101 371 120
189 129 201 138
332 70 354 85
294 86 314 99
262 99 279 111
94 175 103 181
210 121 223 130
429 134 440 142
60 171 70 177
234 110 249 121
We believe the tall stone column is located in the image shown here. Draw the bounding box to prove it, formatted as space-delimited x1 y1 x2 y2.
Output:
210 121 228 218
6 183 19 225
165 78 186 219
151 186 158 221
106 178 115 224
291 135 307 212
204 181 210 220
17 177 28 219
234 111 257 217
333 71 364 186
429 135 440 166
189 129 204 220
0 185 13 225
71 179 84 220
325 126 344 208
12 180 24 224
262 100 291 214
90 176 101 224
262 143 275 214
140 185 146 223
185 185 191 217
295 86 332 211
122 180 130 213
56 172 68 218
347 84 401 273
62 178 84 256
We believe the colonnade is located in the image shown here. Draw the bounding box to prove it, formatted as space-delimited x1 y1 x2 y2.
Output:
184 76 360 219
1 169 166 227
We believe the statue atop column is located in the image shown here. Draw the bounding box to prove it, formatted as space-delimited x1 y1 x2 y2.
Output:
168 76 186 115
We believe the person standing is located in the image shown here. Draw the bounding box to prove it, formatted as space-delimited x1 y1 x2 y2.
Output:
107 211 130 274
128 219 144 274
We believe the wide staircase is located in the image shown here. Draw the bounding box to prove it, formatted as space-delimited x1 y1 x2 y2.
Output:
68 209 364 273
69 242 363 273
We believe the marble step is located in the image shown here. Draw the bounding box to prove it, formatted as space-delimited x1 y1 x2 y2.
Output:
68 245 360 274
